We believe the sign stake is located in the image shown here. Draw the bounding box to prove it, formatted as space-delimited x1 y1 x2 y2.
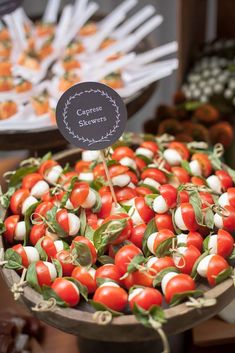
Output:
100 149 118 207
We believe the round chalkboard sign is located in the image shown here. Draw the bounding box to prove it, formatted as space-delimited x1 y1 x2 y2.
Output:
0 0 22 16
56 82 127 150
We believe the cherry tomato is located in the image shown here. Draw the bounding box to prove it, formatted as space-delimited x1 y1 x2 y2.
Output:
93 285 128 311
115 244 142 275
141 141 159 154
147 229 175 255
34 201 53 221
227 188 235 208
130 224 146 249
178 191 189 203
155 213 174 232
102 213 133 245
75 160 91 173
30 224 46 245
168 142 190 160
135 156 146 171
10 189 29 215
159 184 177 208
95 264 122 284
70 182 89 208
147 256 175 274
38 160 58 177
173 245 201 274
3 215 19 243
207 254 230 286
56 209 69 233
58 171 78 184
72 266 96 293
123 270 153 289
129 287 162 310
171 167 190 184
191 153 212 177
175 203 198 231
97 191 112 219
115 186 137 202
35 261 56 286
165 273 195 303
199 192 214 208
135 186 153 196
134 197 155 223
93 164 106 179
51 278 80 307
191 176 206 186
55 250 75 276
112 146 135 161
216 170 233 191
22 173 43 190
109 165 129 178
141 168 167 184
71 236 97 264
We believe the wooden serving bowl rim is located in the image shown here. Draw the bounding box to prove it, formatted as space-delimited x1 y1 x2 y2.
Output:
0 147 235 341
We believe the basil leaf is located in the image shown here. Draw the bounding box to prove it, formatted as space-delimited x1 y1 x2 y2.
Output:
191 251 209 280
71 241 92 267
90 177 106 191
41 152 52 163
42 285 67 307
24 202 40 246
142 218 156 257
93 219 127 255
145 194 158 208
127 254 145 274
96 278 118 286
26 263 41 293
79 208 86 235
0 218 6 234
46 206 68 238
89 300 122 317
52 258 63 277
202 235 210 252
215 267 233 285
0 186 16 209
4 248 23 270
9 166 38 188
205 208 214 229
155 237 174 257
98 255 114 265
141 184 160 194
181 160 191 175
91 189 102 213
170 289 203 307
132 303 150 327
153 267 179 287
35 238 48 261
149 305 166 325
85 224 94 242
60 176 78 208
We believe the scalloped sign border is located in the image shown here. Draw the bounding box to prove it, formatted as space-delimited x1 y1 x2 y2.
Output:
56 82 127 150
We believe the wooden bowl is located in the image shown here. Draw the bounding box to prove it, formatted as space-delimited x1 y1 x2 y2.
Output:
1 148 234 342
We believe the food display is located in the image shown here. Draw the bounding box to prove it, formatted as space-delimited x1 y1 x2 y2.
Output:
144 38 235 149
0 0 177 131
1 133 235 338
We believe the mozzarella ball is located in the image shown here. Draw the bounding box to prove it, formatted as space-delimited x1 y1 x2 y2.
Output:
22 196 38 215
197 254 214 277
207 234 218 254
153 195 168 214
189 160 202 176
147 232 158 254
218 192 229 207
112 174 131 187
214 213 223 229
161 272 178 295
46 165 63 185
14 221 26 241
143 177 161 190
119 157 137 170
81 189 96 208
82 150 100 162
31 180 49 198
206 175 222 194
174 207 187 231
68 213 80 236
163 149 182 166
79 172 94 182
135 147 154 159
24 246 40 263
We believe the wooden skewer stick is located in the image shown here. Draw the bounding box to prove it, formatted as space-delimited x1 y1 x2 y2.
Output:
100 149 118 207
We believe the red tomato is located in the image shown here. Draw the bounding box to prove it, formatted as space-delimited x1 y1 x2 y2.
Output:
141 141 159 154
70 182 89 208
56 209 69 233
185 231 203 251
93 164 106 179
171 167 190 184
22 173 43 190
135 197 154 223
178 191 189 203
155 214 174 232
174 245 201 274
123 270 153 289
216 170 233 191
86 212 98 229
3 215 19 243
199 192 214 208
75 160 90 173
93 285 128 311
191 153 212 177
30 224 46 245
130 224 146 249
165 273 195 303
72 266 96 293
207 255 230 286
129 287 162 310
12 244 29 267
51 278 80 307
102 214 133 245
135 156 146 171
191 176 206 186
41 236 58 258
221 206 235 232
159 184 177 208
71 236 97 264
217 229 234 258
141 168 167 184
97 191 112 219
150 229 175 254
34 201 53 221
135 186 153 196
127 170 138 184
148 256 175 274
95 264 122 284
109 165 129 178
228 188 235 208
58 171 78 184
115 186 137 201
168 142 190 160
112 146 135 161
115 244 142 275
55 250 75 276
181 203 198 231
35 261 55 287
39 160 58 176
10 189 29 215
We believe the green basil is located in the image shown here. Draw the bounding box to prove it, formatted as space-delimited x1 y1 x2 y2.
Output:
9 166 38 188
71 241 92 267
26 263 41 293
142 218 156 257
89 300 122 317
170 289 203 307
127 254 146 274
4 248 23 270
24 201 40 246
42 285 67 307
